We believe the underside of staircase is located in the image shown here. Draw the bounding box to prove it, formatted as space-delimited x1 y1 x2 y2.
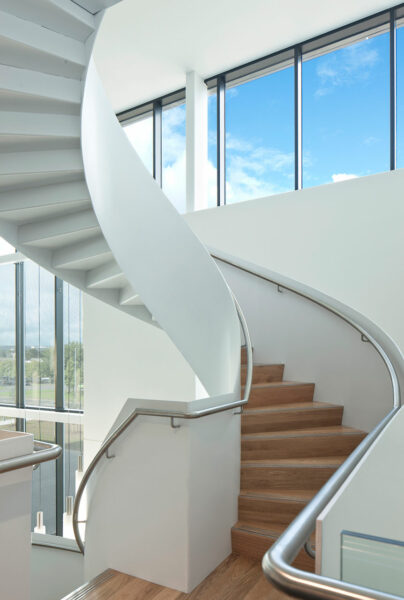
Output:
232 349 366 570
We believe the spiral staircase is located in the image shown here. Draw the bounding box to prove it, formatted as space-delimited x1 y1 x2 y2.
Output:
0 0 241 400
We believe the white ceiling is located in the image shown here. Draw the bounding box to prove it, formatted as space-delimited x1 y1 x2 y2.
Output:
93 0 398 113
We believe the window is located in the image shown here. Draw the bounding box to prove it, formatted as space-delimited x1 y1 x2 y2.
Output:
64 283 83 411
397 19 404 167
162 103 186 213
303 31 390 187
0 251 84 538
24 262 55 409
123 113 153 174
226 66 294 203
0 264 16 406
207 90 218 208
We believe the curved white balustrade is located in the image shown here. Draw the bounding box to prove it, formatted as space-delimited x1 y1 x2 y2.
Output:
81 59 240 397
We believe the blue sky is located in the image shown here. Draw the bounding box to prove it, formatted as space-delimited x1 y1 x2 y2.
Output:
125 28 403 211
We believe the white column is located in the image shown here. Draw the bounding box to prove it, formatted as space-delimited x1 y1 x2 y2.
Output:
186 71 208 212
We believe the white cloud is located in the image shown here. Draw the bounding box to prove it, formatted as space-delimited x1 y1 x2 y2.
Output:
124 117 153 172
331 173 358 183
315 41 379 97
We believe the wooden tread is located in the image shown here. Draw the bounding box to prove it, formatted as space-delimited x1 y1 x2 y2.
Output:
242 426 366 459
62 555 290 599
244 381 315 408
242 402 343 434
241 363 284 385
231 523 314 570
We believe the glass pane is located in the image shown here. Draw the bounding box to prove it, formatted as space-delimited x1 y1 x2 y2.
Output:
303 32 389 188
225 66 294 204
0 263 16 405
64 423 83 500
28 419 56 535
162 103 186 213
396 24 404 167
123 114 153 174
25 262 55 408
207 90 218 208
64 283 84 411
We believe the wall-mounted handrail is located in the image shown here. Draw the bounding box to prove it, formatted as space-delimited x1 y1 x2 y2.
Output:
0 440 62 475
72 294 252 554
208 247 404 600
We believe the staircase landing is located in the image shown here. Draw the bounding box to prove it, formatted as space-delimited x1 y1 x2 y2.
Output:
64 555 290 599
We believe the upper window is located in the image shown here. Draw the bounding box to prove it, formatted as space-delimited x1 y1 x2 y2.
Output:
225 65 294 203
302 31 390 187
397 19 404 167
162 103 186 213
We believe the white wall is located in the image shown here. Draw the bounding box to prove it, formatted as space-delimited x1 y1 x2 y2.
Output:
83 293 196 460
84 400 240 592
318 407 404 581
216 261 392 431
186 170 404 359
30 542 84 600
0 432 33 600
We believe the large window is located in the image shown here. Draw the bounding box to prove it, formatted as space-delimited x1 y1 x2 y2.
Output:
119 5 403 208
0 246 84 538
303 32 390 187
225 65 294 202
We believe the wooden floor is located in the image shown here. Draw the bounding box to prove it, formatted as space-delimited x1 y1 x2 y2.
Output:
68 555 293 599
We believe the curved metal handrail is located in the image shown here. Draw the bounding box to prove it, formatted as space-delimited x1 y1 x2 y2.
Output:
0 440 62 475
209 248 404 600
73 296 253 554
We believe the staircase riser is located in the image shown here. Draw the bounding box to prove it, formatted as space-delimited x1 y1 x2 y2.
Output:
238 496 305 525
241 364 284 385
242 433 366 459
231 528 314 571
246 384 315 408
241 407 343 434
241 466 337 490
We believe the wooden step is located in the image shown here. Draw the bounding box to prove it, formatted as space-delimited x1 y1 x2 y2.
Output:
241 457 344 491
238 490 309 526
241 363 284 385
245 381 315 408
241 402 343 434
231 521 314 570
241 426 366 459
62 555 289 599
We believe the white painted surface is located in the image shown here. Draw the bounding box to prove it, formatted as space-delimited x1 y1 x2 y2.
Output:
30 542 84 600
94 0 398 111
83 293 196 450
186 71 208 213
0 431 33 600
216 261 392 431
82 61 240 397
186 170 404 359
318 408 404 580
84 400 240 592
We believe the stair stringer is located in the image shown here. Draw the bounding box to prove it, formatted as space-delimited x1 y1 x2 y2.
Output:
81 59 240 397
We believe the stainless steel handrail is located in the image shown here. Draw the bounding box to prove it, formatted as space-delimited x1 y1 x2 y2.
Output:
0 440 62 475
209 248 404 600
73 295 252 554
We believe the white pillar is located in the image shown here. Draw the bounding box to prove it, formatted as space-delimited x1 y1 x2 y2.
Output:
186 71 208 212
